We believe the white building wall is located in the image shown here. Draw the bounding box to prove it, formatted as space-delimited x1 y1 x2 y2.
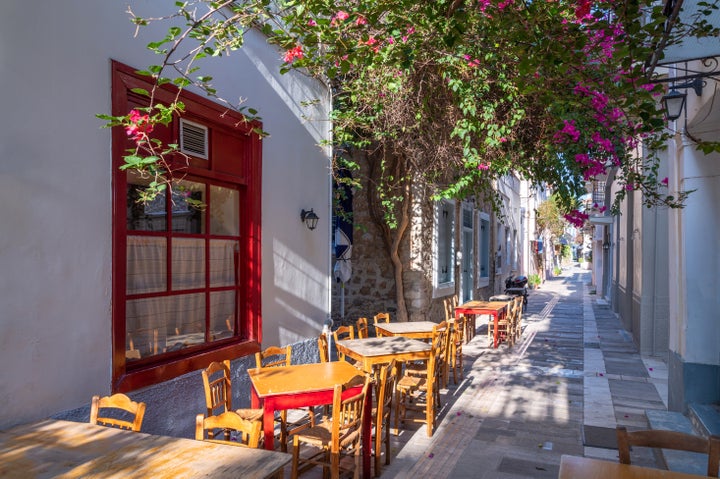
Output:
0 0 331 429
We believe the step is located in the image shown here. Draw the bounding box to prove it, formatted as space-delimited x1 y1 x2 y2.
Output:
689 403 720 437
645 409 708 476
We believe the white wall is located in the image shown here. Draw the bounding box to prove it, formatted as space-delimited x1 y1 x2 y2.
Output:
0 0 331 428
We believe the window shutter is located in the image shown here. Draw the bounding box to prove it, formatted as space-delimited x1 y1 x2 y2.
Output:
180 119 209 159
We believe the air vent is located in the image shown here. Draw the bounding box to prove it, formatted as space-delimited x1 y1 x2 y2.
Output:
179 119 208 159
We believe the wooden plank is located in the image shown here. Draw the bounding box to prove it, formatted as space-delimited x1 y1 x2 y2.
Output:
0 419 290 479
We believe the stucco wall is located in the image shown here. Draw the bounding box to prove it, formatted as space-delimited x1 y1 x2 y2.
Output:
0 0 330 430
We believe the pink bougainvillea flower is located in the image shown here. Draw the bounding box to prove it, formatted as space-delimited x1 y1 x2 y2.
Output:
125 109 153 142
307 19 317 27
333 10 349 22
661 177 669 185
553 119 580 143
563 209 589 228
478 162 490 171
356 15 367 26
283 45 304 63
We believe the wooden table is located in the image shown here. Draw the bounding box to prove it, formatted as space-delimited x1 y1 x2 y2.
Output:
248 361 372 478
455 300 510 348
336 336 432 374
336 336 434 436
374 321 441 340
558 455 712 478
0 419 290 478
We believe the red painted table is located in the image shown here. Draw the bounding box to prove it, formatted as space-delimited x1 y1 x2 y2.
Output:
455 300 510 348
248 361 372 478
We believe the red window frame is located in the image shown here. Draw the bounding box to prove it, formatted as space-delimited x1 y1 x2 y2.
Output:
110 61 262 392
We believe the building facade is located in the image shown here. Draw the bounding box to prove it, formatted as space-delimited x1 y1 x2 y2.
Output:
0 0 332 435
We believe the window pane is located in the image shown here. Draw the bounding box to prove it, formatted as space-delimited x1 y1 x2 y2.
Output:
172 180 205 234
210 290 236 340
127 171 167 231
437 203 453 284
172 238 205 291
126 294 206 360
479 218 489 278
210 239 237 287
127 236 167 294
210 186 239 235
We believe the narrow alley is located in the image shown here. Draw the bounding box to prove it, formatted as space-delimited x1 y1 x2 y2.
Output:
379 265 669 478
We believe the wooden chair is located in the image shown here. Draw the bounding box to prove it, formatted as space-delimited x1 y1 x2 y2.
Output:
373 360 397 477
290 374 371 479
255 346 315 452
450 315 466 384
405 320 451 389
318 333 330 363
201 360 263 441
443 295 458 322
487 297 516 347
395 324 449 436
373 313 391 337
89 393 146 432
616 426 720 476
195 411 263 448
356 317 369 339
333 325 355 363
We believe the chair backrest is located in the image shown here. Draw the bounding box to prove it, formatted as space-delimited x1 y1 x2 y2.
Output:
89 393 146 432
376 360 397 424
332 325 355 343
454 315 466 344
333 325 355 362
202 360 233 417
373 312 391 325
356 317 369 339
195 412 262 448
318 333 330 363
430 323 450 382
443 295 458 322
616 426 720 477
330 374 372 454
255 345 292 369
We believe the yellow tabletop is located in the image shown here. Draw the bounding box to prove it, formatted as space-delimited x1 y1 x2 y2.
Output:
559 455 712 479
247 360 364 397
0 419 290 479
374 321 441 339
336 336 432 373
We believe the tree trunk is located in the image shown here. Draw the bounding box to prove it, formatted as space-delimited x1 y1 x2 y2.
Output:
366 149 412 322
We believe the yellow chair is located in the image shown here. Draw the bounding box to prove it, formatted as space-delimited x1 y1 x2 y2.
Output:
201 360 263 441
616 426 720 476
450 315 466 384
89 393 146 432
318 333 330 363
395 323 449 436
256 346 315 452
332 325 355 363
356 317 369 339
373 360 397 477
291 374 371 479
195 411 263 448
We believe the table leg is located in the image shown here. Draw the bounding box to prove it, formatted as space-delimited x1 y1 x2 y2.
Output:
362 387 372 478
262 402 276 451
493 313 500 349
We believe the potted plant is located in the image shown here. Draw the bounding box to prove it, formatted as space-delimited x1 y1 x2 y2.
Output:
528 274 541 289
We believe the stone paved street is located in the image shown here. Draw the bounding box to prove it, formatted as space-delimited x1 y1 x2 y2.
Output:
378 265 668 478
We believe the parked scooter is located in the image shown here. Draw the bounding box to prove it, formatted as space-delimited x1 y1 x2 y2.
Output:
504 274 528 312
